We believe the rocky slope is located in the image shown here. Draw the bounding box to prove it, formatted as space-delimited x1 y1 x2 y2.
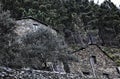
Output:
0 66 120 79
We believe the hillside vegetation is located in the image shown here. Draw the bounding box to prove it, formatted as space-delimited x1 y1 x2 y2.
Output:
0 0 120 67
1 0 120 47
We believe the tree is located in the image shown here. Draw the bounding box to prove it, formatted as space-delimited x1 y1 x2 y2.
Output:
0 3 15 50
0 4 15 35
0 3 15 66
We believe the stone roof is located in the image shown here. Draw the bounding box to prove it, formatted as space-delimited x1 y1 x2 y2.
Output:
70 44 114 62
17 17 48 26
14 17 57 37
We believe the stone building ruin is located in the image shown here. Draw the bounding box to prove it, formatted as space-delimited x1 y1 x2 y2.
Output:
68 45 120 78
12 17 120 79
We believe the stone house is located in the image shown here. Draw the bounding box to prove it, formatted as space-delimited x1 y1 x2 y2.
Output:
14 17 67 73
68 44 120 78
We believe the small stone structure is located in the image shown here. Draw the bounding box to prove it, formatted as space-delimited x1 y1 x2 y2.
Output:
68 45 120 79
15 17 56 37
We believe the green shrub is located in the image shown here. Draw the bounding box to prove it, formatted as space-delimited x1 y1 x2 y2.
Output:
0 3 15 67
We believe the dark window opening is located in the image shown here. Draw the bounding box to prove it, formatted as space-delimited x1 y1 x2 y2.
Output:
116 67 120 74
63 62 70 73
41 66 52 71
41 62 54 71
33 24 38 26
103 73 110 79
90 56 97 64
83 71 90 76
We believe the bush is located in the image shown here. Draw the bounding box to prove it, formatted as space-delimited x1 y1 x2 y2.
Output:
0 3 15 67
0 21 75 70
18 27 68 69
0 4 15 35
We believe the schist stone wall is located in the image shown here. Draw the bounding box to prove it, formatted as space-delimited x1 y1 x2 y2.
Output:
0 66 82 79
0 66 120 79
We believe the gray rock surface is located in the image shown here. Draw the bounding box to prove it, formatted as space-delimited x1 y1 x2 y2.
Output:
0 67 83 79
